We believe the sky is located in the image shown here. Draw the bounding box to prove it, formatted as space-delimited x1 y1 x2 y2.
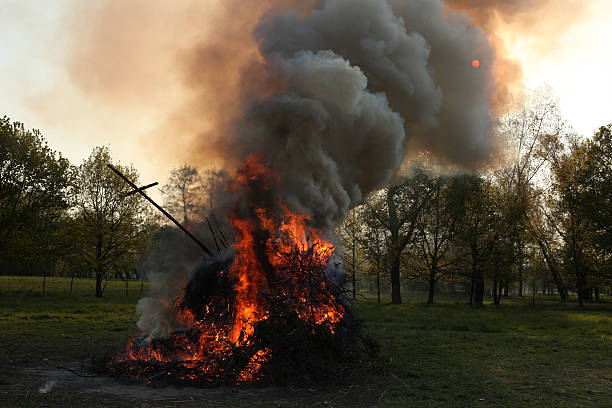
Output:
1 0 611 187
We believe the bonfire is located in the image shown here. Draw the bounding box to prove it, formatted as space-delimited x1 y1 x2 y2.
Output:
106 157 376 385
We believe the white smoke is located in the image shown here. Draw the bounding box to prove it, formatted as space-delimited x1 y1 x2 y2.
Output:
38 380 56 394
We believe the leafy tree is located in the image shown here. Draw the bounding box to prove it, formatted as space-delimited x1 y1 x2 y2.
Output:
365 169 433 304
358 211 388 303
549 137 600 306
71 147 150 297
580 125 612 252
160 165 231 256
454 175 513 305
413 175 463 304
0 116 71 272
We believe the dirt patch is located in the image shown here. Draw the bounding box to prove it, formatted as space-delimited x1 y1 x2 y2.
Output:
0 361 378 408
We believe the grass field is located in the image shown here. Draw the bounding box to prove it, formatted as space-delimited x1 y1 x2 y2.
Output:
1 276 612 407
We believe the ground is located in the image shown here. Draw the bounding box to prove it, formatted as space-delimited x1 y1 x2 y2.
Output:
1 276 612 407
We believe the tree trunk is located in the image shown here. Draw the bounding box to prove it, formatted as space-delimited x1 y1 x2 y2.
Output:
492 280 497 305
376 267 380 303
472 268 484 306
70 270 75 292
518 263 524 297
472 256 484 306
497 281 503 305
42 273 46 297
125 275 129 297
503 282 508 297
427 270 436 305
352 245 356 299
537 239 568 300
390 254 402 304
473 278 484 305
95 271 103 298
469 278 474 305
386 188 402 305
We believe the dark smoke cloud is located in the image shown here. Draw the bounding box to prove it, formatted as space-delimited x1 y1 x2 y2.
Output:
64 0 506 231
215 0 499 229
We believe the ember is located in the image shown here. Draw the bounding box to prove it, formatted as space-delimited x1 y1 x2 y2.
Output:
107 157 376 385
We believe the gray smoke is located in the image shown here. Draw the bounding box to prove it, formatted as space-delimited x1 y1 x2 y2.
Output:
220 0 496 231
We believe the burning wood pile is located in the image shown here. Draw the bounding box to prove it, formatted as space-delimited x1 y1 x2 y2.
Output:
106 158 376 385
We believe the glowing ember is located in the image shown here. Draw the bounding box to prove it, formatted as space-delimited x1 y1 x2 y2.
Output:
472 59 480 68
106 157 364 385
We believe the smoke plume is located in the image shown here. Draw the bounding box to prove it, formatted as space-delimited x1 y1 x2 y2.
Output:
207 0 499 230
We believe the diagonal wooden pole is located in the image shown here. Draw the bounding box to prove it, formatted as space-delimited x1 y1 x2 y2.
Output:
107 164 214 257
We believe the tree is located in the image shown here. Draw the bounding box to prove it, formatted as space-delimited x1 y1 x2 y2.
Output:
71 147 150 297
161 165 203 225
549 138 597 306
498 86 570 298
580 125 612 253
414 175 462 304
358 211 388 303
365 169 433 304
201 167 231 216
338 207 363 299
455 175 513 306
0 116 71 273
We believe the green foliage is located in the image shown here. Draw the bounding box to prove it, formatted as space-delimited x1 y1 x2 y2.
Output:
364 168 435 304
71 147 150 296
581 125 612 252
0 116 72 269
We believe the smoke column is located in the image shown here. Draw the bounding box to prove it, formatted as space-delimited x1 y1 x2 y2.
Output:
207 0 498 231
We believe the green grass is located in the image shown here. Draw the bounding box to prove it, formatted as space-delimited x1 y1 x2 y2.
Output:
355 300 612 407
1 276 612 407
0 276 147 367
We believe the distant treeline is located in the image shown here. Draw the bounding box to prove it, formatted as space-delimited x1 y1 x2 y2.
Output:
338 89 612 306
0 116 229 297
2 87 611 303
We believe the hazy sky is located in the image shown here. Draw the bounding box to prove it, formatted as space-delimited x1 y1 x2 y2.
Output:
1 0 611 186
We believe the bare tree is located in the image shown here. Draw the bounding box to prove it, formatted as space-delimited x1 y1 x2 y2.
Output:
499 86 570 298
338 207 363 299
201 167 231 216
161 165 202 225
